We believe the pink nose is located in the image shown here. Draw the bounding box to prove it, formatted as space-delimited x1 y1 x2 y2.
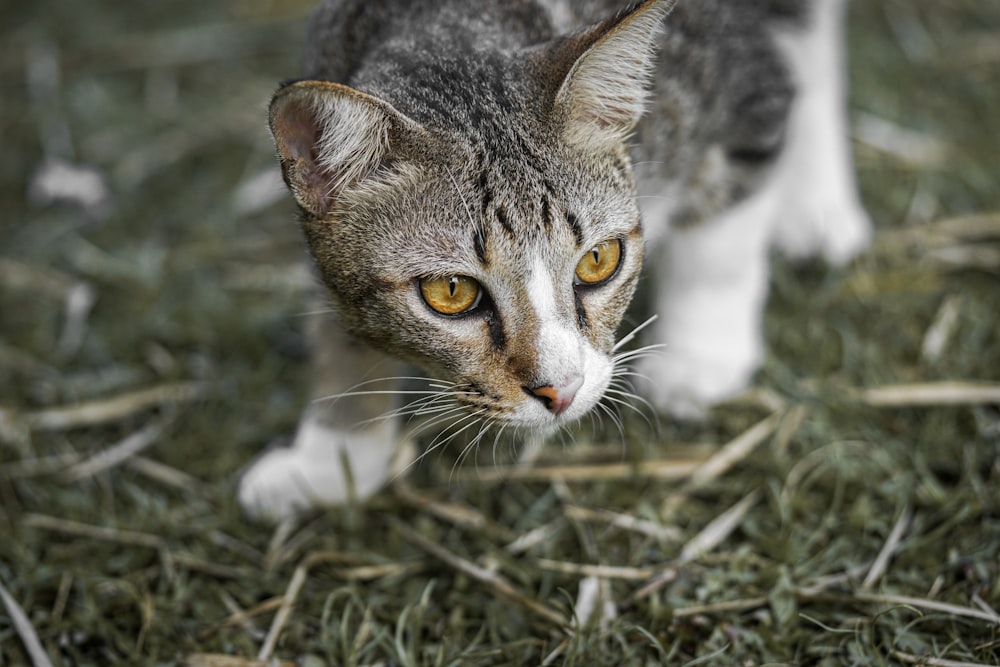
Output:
525 376 584 415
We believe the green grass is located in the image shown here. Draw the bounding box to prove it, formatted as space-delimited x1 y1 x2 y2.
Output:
2 0 999 665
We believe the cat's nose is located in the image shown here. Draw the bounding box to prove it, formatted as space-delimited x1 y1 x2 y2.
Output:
524 375 584 416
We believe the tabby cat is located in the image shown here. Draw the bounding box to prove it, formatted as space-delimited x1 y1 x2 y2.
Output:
239 0 870 519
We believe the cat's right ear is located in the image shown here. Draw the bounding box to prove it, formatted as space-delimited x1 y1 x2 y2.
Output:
541 0 670 152
269 80 424 218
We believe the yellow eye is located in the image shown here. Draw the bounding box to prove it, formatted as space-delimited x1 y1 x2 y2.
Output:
420 275 482 315
575 239 622 285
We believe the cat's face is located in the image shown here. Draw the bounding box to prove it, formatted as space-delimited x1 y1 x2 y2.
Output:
302 139 643 429
269 0 667 430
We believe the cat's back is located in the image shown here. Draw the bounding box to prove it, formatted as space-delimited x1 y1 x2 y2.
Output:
303 0 555 84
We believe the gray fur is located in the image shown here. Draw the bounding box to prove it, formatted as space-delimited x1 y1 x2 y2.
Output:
239 0 869 518
272 0 813 421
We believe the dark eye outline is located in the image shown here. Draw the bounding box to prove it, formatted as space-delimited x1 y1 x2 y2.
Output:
573 238 624 289
418 275 485 317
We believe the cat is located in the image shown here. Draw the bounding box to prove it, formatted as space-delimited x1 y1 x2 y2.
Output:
238 0 870 520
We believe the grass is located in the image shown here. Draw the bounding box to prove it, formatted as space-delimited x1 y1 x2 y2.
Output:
2 0 999 665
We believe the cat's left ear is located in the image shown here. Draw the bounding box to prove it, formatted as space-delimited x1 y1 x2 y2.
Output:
268 80 427 218
541 0 670 151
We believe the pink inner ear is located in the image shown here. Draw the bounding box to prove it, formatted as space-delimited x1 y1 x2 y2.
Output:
272 98 339 216
273 101 321 166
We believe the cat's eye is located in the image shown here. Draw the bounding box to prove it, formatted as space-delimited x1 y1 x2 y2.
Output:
575 239 622 286
420 275 482 316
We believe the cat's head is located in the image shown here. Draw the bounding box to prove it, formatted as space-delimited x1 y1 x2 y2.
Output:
269 1 667 431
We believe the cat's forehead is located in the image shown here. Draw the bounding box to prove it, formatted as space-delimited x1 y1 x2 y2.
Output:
351 127 638 283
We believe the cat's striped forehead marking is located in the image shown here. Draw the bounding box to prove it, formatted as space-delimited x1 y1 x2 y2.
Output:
470 172 583 270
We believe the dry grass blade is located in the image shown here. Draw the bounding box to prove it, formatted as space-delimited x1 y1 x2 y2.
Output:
395 520 572 631
929 245 1000 272
257 564 308 661
25 382 204 431
3 452 82 479
455 457 704 484
534 559 655 581
0 578 55 667
564 504 682 542
677 489 762 564
661 414 778 519
23 513 163 550
198 597 284 641
392 481 515 541
125 456 215 497
854 111 954 166
333 561 425 580
891 650 996 667
921 296 962 362
629 489 763 604
0 257 77 299
879 212 1000 248
673 596 770 618
185 654 297 667
63 418 170 481
171 553 248 579
845 591 1000 626
862 382 1000 407
505 520 563 555
862 504 913 590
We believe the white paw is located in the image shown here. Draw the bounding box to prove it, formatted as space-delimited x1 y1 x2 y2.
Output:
238 417 403 522
773 196 872 266
637 342 761 420
769 0 872 268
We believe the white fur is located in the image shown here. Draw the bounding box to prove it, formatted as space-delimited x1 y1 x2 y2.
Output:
638 1 870 416
639 168 780 418
540 0 574 34
238 414 407 521
769 0 871 264
313 91 392 196
520 259 613 425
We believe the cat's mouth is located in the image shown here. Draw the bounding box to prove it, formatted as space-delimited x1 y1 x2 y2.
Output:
450 363 613 430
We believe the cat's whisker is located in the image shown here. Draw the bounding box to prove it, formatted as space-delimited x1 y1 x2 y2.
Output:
603 389 657 432
426 410 489 469
402 401 463 421
292 308 337 318
359 397 459 427
444 166 477 229
406 405 474 440
613 345 665 364
313 389 464 406
612 314 659 352
607 373 660 417
313 375 469 406
612 344 666 364
594 400 627 450
611 369 654 380
490 423 509 468
451 417 498 483
397 408 489 477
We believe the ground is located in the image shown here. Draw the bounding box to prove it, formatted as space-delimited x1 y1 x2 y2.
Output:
1 0 999 665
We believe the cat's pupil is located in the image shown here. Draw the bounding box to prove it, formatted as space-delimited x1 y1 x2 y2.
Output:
449 277 458 297
591 248 601 264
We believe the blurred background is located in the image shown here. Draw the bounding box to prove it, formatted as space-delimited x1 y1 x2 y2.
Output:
1 1 998 665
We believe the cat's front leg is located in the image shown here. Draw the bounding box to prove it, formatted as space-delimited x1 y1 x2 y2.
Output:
639 185 778 418
769 0 871 265
238 310 411 521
